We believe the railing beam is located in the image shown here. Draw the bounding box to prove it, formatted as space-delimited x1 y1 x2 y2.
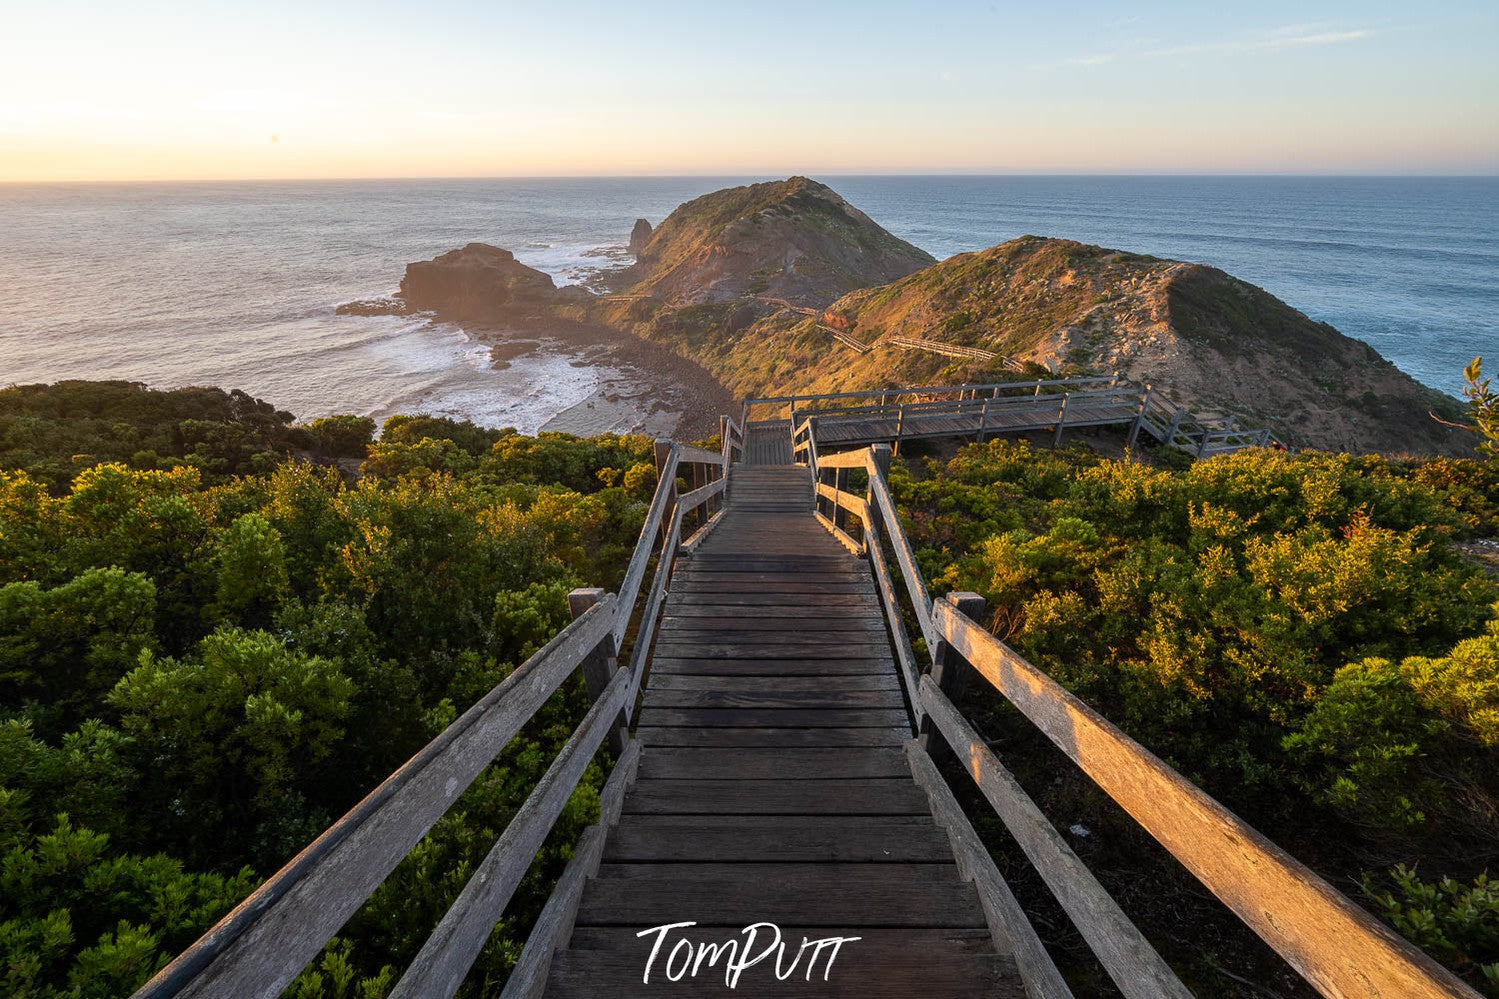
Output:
569 588 627 755
932 600 1480 999
918 591 985 756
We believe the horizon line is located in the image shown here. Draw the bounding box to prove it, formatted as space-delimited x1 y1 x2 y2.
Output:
4 170 1499 186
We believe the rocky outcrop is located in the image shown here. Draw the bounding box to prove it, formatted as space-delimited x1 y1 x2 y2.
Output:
629 219 653 260
796 237 1470 455
616 177 934 308
399 243 560 322
335 297 409 317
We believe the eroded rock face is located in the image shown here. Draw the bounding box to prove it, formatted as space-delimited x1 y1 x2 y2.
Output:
629 219 653 260
399 243 558 322
802 236 1472 455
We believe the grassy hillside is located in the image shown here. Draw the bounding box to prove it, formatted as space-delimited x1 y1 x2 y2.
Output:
597 235 1469 455
612 176 934 307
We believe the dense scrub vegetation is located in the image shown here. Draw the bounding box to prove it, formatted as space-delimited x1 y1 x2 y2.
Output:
6 377 1498 994
0 383 658 996
892 438 1499 992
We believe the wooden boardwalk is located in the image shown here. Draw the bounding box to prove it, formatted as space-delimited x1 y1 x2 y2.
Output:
138 405 1474 999
542 465 1023 997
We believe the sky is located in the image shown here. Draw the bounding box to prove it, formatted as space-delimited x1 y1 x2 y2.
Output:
1 0 1496 182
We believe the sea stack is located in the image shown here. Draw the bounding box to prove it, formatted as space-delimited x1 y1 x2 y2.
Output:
629 218 653 260
398 242 559 322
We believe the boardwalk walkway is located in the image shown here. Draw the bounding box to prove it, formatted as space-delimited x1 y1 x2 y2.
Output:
137 401 1474 999
541 463 1022 997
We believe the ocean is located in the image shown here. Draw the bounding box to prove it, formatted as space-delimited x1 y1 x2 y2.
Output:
1 176 1495 430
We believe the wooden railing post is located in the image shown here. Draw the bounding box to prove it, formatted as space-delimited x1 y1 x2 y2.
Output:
918 591 986 755
1164 405 1186 450
1127 385 1151 451
653 439 677 547
568 589 627 755
833 466 848 533
1052 394 1070 447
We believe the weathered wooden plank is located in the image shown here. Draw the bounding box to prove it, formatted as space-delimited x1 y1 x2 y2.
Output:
133 597 619 999
905 741 1074 999
815 448 876 469
641 689 905 711
657 616 886 633
648 674 899 691
623 778 931 815
675 476 725 517
815 481 870 521
932 600 1480 999
564 925 995 953
648 643 894 660
545 950 1022 999
676 443 725 466
920 678 1190 999
647 657 896 676
653 631 889 649
636 707 912 729
662 604 885 619
636 747 911 780
574 864 987 927
603 815 952 861
634 726 907 748
668 591 879 607
665 581 876 596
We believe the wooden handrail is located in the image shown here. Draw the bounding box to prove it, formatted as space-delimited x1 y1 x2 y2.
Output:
919 674 1190 999
743 374 1119 409
392 664 634 997
803 438 1477 999
133 596 619 999
932 601 1478 999
136 434 735 999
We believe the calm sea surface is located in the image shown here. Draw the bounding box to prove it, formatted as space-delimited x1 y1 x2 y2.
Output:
0 176 1494 426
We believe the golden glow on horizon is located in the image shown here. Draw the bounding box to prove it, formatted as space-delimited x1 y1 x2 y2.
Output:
2 4 1495 182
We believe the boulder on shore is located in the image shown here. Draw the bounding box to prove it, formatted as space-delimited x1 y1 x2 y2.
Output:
399 243 559 322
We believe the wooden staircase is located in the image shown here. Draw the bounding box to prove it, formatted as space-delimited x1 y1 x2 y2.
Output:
136 408 1477 999
542 464 1022 995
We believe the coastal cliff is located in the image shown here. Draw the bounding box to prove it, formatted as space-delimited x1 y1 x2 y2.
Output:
609 176 935 307
793 237 1469 454
382 183 1471 456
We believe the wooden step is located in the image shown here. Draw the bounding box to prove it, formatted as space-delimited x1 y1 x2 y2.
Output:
602 814 955 861
635 726 908 748
545 947 1021 998
572 863 988 927
621 779 931 815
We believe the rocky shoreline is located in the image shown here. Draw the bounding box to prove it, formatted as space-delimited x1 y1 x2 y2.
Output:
458 316 732 441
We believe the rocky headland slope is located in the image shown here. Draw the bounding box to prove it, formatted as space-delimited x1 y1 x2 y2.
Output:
793 237 1470 454
609 176 935 307
365 180 1471 456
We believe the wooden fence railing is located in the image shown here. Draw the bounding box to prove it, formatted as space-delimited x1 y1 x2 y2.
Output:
799 439 1478 999
132 426 744 999
776 376 1282 459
